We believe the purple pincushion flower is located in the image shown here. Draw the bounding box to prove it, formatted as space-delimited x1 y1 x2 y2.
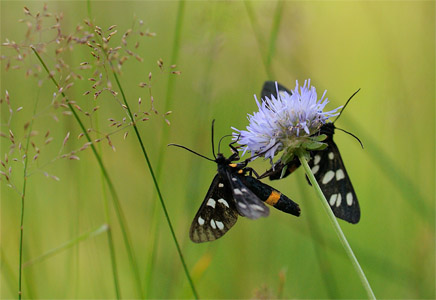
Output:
233 80 342 164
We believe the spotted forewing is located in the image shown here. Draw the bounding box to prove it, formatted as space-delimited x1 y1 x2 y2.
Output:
189 174 238 243
308 123 360 223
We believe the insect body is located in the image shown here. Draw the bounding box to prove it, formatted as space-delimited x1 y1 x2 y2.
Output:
260 81 361 224
170 122 300 243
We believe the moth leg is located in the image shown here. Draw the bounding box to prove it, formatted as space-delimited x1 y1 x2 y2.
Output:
244 167 260 179
228 136 241 154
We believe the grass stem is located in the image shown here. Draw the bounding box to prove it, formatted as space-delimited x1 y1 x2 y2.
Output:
243 1 272 79
297 150 376 299
109 65 199 299
144 1 186 296
17 95 37 300
266 1 284 74
32 47 140 298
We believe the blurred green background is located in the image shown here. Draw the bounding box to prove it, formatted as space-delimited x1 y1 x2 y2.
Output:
1 1 434 299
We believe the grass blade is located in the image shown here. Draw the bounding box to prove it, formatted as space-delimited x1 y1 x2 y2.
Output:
266 1 284 73
144 1 186 296
109 64 199 299
243 1 272 79
23 224 108 268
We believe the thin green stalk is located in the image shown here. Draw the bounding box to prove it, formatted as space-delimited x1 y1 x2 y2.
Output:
266 1 284 73
22 247 37 298
244 1 272 79
18 196 25 300
96 119 121 299
86 0 92 20
32 48 142 298
23 224 108 268
298 176 340 298
92 51 121 297
163 0 185 115
144 200 160 297
17 90 40 299
109 66 199 299
152 0 186 180
96 162 121 298
104 227 121 299
145 1 186 296
297 151 376 299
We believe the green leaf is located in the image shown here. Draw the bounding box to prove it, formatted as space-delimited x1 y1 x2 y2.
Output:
280 164 288 179
303 141 328 150
311 134 327 142
280 150 294 166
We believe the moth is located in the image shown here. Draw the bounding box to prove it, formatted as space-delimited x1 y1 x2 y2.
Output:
169 121 300 243
260 81 362 224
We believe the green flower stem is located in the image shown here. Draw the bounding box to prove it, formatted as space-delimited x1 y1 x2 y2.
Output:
297 150 376 300
109 65 199 300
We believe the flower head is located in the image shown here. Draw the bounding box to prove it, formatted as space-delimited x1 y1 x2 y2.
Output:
233 80 341 164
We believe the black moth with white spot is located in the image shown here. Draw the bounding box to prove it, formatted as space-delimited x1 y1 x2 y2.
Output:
260 81 361 224
190 151 301 242
170 121 300 243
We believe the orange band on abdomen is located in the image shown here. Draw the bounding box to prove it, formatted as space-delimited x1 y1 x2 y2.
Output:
265 190 281 206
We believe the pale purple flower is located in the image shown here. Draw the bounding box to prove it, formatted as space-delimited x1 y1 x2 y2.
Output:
233 80 341 163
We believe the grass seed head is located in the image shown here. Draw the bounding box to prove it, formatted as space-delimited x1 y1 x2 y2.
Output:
63 132 70 145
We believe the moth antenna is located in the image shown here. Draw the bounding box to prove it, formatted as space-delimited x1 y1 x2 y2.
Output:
168 144 215 161
335 127 364 149
218 134 234 154
211 119 217 159
333 88 361 124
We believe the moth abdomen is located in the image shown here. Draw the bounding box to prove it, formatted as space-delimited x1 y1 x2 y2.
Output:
266 191 301 217
240 176 300 217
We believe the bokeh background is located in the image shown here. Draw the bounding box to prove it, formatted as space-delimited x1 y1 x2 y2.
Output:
1 1 434 299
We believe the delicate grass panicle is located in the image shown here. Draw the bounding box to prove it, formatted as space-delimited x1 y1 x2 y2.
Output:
1 4 190 299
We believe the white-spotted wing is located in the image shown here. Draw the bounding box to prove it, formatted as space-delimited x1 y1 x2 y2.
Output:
308 137 360 223
225 172 270 219
189 174 239 243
